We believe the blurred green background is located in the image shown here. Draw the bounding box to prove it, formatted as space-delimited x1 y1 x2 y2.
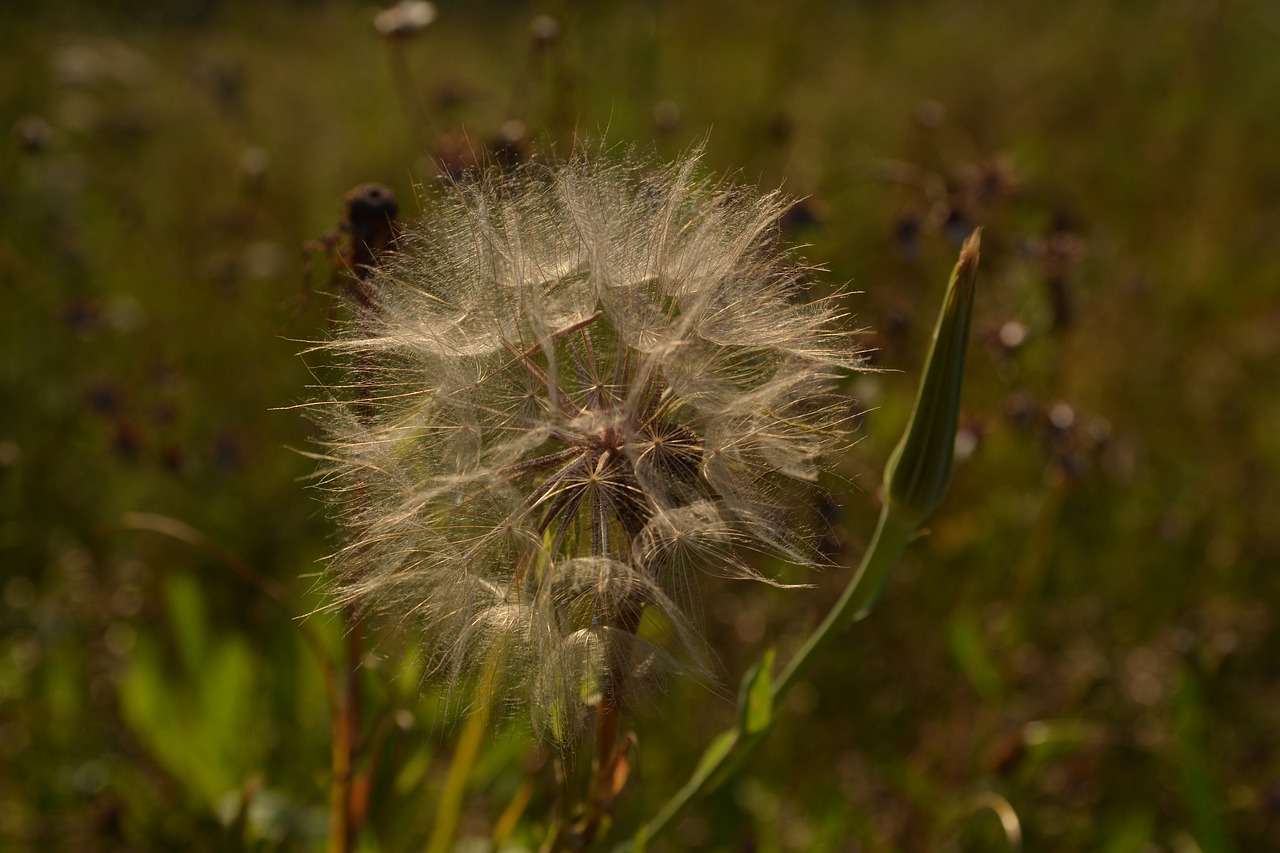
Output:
3 0 1279 850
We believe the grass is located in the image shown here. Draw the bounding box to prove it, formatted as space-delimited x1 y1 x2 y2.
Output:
2 0 1279 850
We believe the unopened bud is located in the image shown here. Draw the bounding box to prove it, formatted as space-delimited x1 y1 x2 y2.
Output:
884 229 981 526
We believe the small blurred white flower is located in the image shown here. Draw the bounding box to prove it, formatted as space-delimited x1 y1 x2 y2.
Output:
311 149 863 736
374 1 436 39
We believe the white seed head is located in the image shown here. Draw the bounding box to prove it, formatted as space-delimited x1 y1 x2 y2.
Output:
309 148 864 737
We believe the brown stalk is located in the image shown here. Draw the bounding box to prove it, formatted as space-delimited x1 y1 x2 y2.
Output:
326 184 398 853
572 597 643 849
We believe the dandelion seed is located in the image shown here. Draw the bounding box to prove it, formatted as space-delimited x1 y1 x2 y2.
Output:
310 148 865 738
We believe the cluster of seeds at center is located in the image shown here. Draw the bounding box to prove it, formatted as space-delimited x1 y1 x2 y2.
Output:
495 313 704 607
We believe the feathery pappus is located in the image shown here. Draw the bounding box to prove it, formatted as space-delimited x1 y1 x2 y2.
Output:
308 148 865 737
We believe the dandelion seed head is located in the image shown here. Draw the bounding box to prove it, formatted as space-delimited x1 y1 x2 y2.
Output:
311 147 865 739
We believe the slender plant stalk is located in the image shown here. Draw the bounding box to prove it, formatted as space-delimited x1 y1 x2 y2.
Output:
632 504 915 847
581 693 623 838
538 754 572 853
574 601 643 848
492 775 538 847
385 40 433 152
329 611 362 853
630 230 982 851
427 651 505 853
772 505 917 705
327 186 400 853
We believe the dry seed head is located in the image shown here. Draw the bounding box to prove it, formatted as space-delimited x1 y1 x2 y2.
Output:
310 148 865 737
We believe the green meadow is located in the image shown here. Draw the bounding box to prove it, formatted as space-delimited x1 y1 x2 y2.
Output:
2 1 1278 849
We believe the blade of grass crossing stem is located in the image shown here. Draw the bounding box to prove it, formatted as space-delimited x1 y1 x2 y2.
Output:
426 650 505 853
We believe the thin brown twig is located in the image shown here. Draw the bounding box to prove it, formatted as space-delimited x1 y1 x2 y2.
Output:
324 183 400 853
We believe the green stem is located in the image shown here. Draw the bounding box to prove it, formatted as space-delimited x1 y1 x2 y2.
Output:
632 502 917 849
632 729 739 850
631 232 980 850
772 503 916 703
426 650 504 853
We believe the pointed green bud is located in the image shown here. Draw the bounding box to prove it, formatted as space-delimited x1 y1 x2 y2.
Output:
884 229 982 528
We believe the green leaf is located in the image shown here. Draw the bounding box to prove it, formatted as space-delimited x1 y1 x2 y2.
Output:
948 610 1004 701
690 729 739 784
164 572 209 678
1173 670 1236 853
199 635 258 765
739 647 775 736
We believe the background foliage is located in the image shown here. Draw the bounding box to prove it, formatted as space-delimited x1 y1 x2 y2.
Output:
2 0 1278 850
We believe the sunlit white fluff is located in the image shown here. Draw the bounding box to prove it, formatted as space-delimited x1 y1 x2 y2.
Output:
310 149 864 736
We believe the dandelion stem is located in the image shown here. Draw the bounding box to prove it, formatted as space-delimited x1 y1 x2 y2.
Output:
311 153 880 849
579 693 622 841
576 599 643 848
329 610 363 853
